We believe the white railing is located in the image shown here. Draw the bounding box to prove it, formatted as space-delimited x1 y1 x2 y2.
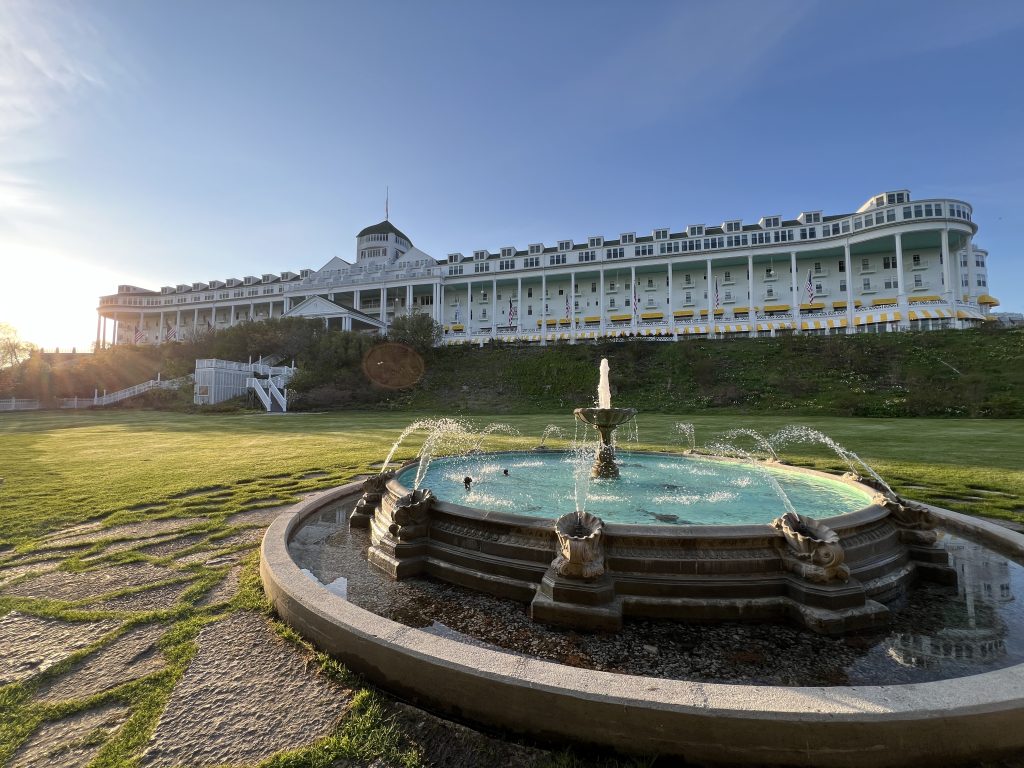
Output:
267 378 288 412
60 375 192 409
0 398 40 411
247 378 273 410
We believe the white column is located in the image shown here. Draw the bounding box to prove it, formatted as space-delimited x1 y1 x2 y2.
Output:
380 286 386 323
790 251 800 334
406 284 413 315
491 277 497 341
438 283 444 324
158 311 164 345
102 316 107 349
630 265 637 335
747 253 756 337
705 260 713 338
541 272 547 345
230 305 236 326
175 310 181 340
895 232 909 329
599 268 605 338
96 314 102 350
668 262 676 341
963 234 973 305
193 308 199 334
569 270 576 344
844 242 855 334
138 311 144 344
248 302 253 320
940 227 953 308
516 276 522 336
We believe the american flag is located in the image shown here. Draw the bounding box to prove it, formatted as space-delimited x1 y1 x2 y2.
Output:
165 323 176 341
508 297 517 329
714 278 720 309
133 325 145 344
565 293 571 321
454 298 461 324
805 269 815 304
632 281 639 320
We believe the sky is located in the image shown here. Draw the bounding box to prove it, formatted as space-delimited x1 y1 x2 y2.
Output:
2 0 1023 350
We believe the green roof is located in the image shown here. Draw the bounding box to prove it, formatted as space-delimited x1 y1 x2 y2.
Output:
356 220 413 245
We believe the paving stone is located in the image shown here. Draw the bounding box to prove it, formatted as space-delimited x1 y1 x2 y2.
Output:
207 527 265 551
3 563 179 602
391 701 549 768
176 548 245 567
226 504 291 528
11 702 131 768
91 580 196 613
40 519 198 550
141 612 350 767
37 622 166 703
137 534 209 557
0 613 118 685
0 558 63 587
197 565 241 607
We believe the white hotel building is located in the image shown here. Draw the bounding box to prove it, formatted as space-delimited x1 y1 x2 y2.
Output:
98 190 999 347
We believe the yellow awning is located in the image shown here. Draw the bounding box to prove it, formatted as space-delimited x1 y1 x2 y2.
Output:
583 316 600 323
908 295 941 303
978 294 1000 306
799 302 826 310
641 311 664 320
673 309 694 317
732 306 749 314
609 313 631 321
450 324 464 331
871 298 898 307
699 309 725 316
763 304 790 312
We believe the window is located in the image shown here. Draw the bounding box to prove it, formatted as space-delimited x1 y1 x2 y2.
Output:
912 254 922 267
591 282 597 293
684 292 692 304
917 275 925 288
578 250 596 262
654 228 669 240
609 298 616 308
588 236 603 248
527 287 533 298
557 288 564 296
762 216 781 228
473 262 490 273
527 306 533 316
498 259 515 271
862 277 872 290
646 278 654 288
723 270 732 282
558 240 573 251
684 273 692 285
883 256 896 269
524 256 540 268
549 254 567 266
474 250 488 260
839 279 847 292
977 276 987 287
529 244 543 255
634 244 653 257
688 225 704 236
500 247 514 259
814 282 823 294
884 277 897 290
861 258 871 271
606 247 625 259
765 267 776 278
621 233 635 244
724 221 741 233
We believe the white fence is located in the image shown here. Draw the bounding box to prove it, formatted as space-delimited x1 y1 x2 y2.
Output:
0 398 41 411
60 375 193 409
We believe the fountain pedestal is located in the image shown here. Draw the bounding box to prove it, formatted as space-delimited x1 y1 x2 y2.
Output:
367 488 435 579
529 511 623 631
573 407 638 479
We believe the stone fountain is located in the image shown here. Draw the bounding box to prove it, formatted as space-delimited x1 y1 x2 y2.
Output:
573 358 637 478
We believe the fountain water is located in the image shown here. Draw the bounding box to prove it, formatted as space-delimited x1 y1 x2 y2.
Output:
674 421 696 453
722 428 779 462
573 357 637 479
536 424 566 449
770 425 898 498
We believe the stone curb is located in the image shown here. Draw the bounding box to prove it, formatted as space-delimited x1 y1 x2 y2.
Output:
261 484 1024 767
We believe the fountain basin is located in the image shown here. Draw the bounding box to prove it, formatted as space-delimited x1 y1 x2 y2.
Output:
261 485 1024 766
368 451 948 634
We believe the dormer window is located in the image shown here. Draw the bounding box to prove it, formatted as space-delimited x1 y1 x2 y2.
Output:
557 239 573 252
588 236 603 248
653 228 669 240
724 221 741 233
500 247 515 259
529 243 543 255
687 225 704 237
620 232 635 244
761 216 781 228
800 211 822 224
473 250 489 261
448 252 464 263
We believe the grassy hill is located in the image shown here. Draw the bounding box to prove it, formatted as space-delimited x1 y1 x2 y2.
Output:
3 322 1021 417
400 328 1024 417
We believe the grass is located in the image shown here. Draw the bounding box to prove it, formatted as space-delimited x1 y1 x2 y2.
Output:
0 411 1021 546
0 409 1021 767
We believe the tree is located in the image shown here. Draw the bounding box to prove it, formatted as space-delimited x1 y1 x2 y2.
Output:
0 324 36 369
386 312 441 352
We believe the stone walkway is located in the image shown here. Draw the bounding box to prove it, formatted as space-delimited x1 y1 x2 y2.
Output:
0 496 561 768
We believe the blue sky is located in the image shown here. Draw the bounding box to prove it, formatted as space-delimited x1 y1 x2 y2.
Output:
3 0 1023 349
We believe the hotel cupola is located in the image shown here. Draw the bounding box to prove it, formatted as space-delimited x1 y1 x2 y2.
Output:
356 220 414 263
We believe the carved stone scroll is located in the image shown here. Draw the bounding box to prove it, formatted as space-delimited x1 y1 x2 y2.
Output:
349 471 395 528
552 511 606 580
771 511 849 583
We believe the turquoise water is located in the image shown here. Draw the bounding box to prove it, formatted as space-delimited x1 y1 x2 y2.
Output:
397 451 874 526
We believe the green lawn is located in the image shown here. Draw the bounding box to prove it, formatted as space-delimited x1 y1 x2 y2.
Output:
1 411 1021 547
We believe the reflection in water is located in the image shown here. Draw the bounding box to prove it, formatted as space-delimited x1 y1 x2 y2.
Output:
888 533 1014 669
289 504 1024 687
